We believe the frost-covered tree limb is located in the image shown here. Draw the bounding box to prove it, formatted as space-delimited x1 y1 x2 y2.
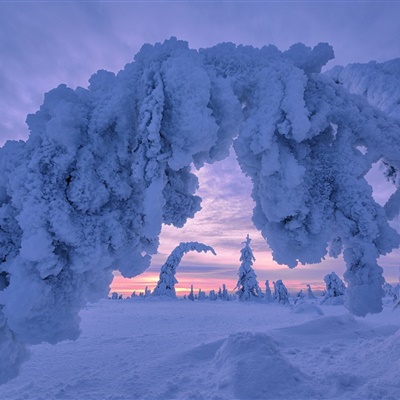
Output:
152 241 216 298
326 60 400 219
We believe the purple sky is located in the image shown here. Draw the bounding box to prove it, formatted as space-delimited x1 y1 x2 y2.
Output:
1 1 400 295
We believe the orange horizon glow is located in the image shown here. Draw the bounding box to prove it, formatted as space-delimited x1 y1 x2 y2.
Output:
110 271 328 298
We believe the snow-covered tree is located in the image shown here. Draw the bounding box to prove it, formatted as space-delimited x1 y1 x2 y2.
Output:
198 289 206 301
306 284 317 299
222 284 230 301
110 292 119 300
188 285 195 301
294 289 305 304
152 242 216 298
2 38 400 382
235 235 262 301
209 290 217 301
217 284 230 301
265 280 273 302
273 280 290 305
324 272 346 297
321 272 346 305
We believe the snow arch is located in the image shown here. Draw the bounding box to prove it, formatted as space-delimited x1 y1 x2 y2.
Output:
1 37 400 382
152 241 216 298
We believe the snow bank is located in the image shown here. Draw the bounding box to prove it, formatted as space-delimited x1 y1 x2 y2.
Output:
292 301 324 315
213 331 314 399
1 38 400 382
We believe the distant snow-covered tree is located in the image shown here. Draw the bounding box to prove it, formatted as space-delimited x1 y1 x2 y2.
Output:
294 289 305 304
265 280 273 303
306 284 317 300
209 290 217 301
110 292 119 300
235 235 262 301
188 285 195 301
273 280 290 305
321 272 346 305
198 289 206 301
222 284 230 301
324 272 346 297
152 242 216 298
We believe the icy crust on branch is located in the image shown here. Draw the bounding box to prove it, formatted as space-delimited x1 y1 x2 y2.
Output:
0 38 400 383
327 59 400 120
152 242 216 298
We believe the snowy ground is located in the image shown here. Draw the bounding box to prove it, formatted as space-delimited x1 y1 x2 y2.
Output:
2 298 400 400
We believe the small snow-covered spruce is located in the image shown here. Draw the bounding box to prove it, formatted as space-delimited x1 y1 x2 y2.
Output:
273 280 290 305
198 289 207 301
294 289 305 304
217 284 230 300
188 285 195 301
152 242 216 298
235 235 262 301
222 284 230 301
265 280 273 303
110 292 119 300
306 284 316 299
324 272 346 297
321 272 346 305
209 290 217 301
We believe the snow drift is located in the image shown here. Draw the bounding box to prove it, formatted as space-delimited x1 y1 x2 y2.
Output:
1 37 400 382
213 331 313 399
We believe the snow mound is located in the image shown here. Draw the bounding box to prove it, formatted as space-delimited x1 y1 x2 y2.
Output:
278 314 356 336
377 328 400 359
292 301 324 315
321 295 345 306
213 331 314 399
276 313 399 347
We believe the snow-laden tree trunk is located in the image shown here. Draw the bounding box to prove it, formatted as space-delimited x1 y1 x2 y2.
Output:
152 242 216 298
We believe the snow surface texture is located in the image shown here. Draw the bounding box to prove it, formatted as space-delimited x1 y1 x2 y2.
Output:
1 299 399 399
1 38 400 382
152 241 216 298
